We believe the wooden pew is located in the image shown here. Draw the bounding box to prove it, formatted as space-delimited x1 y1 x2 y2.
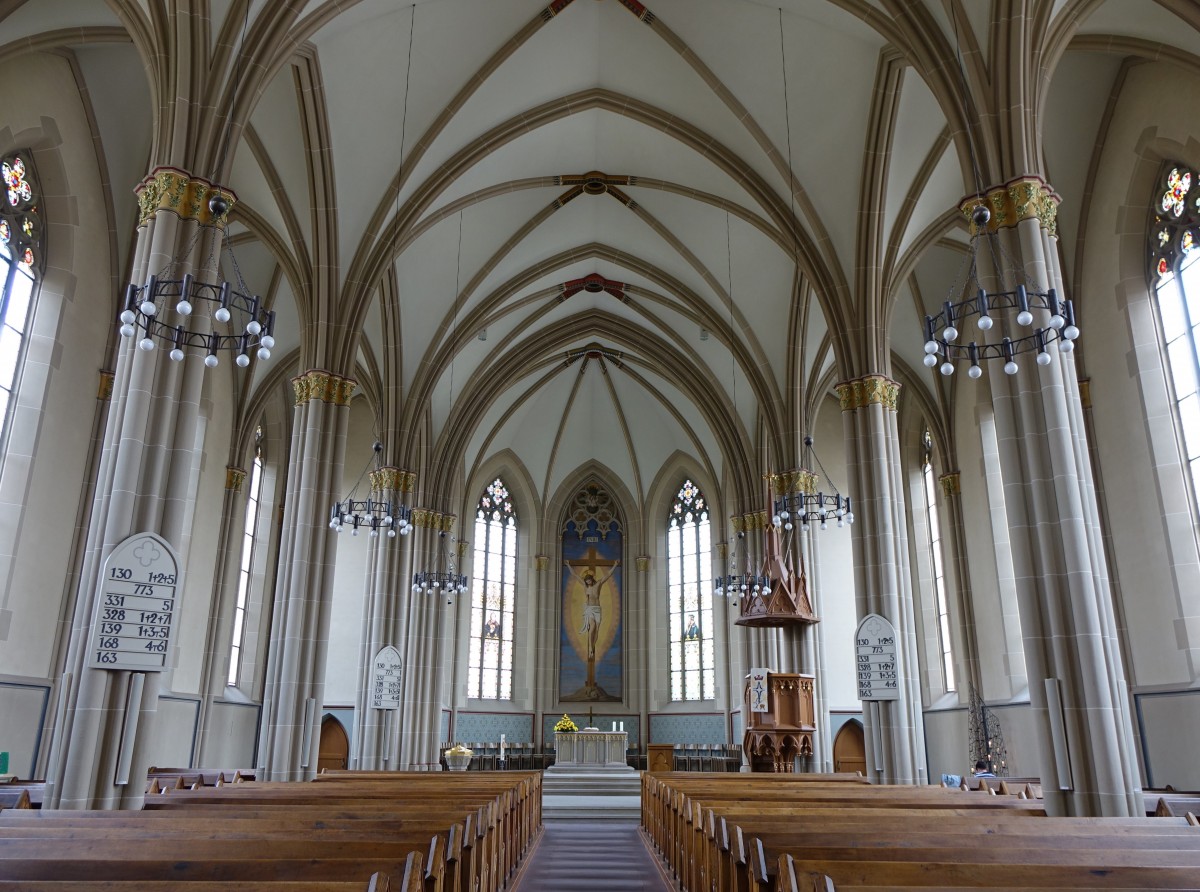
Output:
643 773 1200 892
0 771 538 892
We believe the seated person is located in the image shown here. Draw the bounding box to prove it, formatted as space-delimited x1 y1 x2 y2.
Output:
972 759 996 778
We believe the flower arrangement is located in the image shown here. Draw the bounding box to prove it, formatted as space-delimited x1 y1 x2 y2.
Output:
553 714 579 733
444 743 474 756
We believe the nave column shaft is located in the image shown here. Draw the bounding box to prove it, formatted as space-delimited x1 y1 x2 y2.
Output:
45 171 232 808
838 376 927 784
973 180 1141 815
397 512 455 769
350 467 416 769
257 370 354 781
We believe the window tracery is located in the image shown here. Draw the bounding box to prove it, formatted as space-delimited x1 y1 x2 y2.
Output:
468 477 516 699
668 479 714 701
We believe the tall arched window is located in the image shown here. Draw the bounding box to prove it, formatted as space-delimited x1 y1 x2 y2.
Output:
921 430 955 692
1150 164 1200 507
0 152 42 442
228 427 264 686
668 479 713 700
468 478 515 700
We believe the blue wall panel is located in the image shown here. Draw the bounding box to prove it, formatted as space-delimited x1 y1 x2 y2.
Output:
649 712 727 744
455 711 534 743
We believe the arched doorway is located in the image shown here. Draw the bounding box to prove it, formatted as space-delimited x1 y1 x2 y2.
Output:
317 715 349 772
833 720 866 775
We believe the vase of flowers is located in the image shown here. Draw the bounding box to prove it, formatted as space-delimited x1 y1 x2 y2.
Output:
444 743 473 772
553 714 578 733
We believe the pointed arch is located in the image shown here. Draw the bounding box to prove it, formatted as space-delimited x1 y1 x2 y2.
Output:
666 476 715 701
466 475 518 700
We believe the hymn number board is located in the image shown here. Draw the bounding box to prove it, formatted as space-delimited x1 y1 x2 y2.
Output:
371 646 403 709
855 613 900 701
91 533 181 672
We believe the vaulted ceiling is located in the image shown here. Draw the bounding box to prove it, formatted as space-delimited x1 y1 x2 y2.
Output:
3 0 1198 517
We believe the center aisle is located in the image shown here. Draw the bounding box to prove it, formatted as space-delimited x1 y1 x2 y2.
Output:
512 820 675 892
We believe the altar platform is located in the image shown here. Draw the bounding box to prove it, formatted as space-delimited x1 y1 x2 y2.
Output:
544 729 639 821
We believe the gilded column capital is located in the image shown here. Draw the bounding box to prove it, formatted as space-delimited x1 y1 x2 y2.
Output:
938 472 961 498
1078 377 1092 410
291 369 357 406
715 542 728 560
635 555 650 572
135 166 237 228
769 469 818 495
835 374 901 412
97 370 115 401
731 510 772 532
961 176 1060 238
534 554 550 571
225 466 247 492
369 467 416 494
412 509 457 532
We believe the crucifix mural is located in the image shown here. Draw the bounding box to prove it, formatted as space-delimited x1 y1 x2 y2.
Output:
560 483 623 702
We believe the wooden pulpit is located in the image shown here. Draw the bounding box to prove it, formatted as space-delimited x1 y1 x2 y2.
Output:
647 744 675 772
743 672 816 772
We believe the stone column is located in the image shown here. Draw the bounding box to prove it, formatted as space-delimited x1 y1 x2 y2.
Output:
44 170 234 809
799 529 833 772
397 510 455 769
351 467 416 770
256 370 355 781
972 179 1141 816
837 375 927 784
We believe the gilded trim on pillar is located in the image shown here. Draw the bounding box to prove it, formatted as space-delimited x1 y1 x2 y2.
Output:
715 542 728 560
411 509 457 532
961 176 1060 238
730 510 771 533
635 555 650 572
291 370 357 406
938 472 961 498
534 554 550 571
835 375 901 412
225 466 247 492
769 469 818 495
1078 377 1092 409
135 166 237 228
97 370 114 401
369 467 416 494
457 540 469 558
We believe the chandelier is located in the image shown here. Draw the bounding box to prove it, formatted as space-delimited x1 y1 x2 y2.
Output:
921 204 1078 378
771 436 854 533
713 530 768 603
329 442 413 539
411 529 468 597
117 217 276 368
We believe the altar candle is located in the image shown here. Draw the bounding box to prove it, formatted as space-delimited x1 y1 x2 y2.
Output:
500 734 506 762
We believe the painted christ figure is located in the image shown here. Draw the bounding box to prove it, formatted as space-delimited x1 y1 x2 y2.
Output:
564 558 620 693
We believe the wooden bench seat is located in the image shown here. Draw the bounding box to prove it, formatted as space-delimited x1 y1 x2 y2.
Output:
0 771 538 892
643 773 1200 892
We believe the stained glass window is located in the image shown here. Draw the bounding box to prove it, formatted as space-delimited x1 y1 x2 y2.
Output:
922 431 955 692
228 428 264 686
668 479 714 701
468 478 516 700
1150 163 1200 519
0 152 41 441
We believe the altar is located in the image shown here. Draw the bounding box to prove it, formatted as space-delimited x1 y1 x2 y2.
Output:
554 730 627 767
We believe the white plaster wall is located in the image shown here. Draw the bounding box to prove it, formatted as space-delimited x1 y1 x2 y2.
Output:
815 395 858 712
199 700 260 769
0 52 113 680
1137 691 1200 789
0 682 49 778
322 397 374 704
142 696 200 769
1081 61 1200 687
923 708 969 781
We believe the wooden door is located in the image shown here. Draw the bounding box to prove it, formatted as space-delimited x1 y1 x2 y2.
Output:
317 715 349 772
833 720 866 775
